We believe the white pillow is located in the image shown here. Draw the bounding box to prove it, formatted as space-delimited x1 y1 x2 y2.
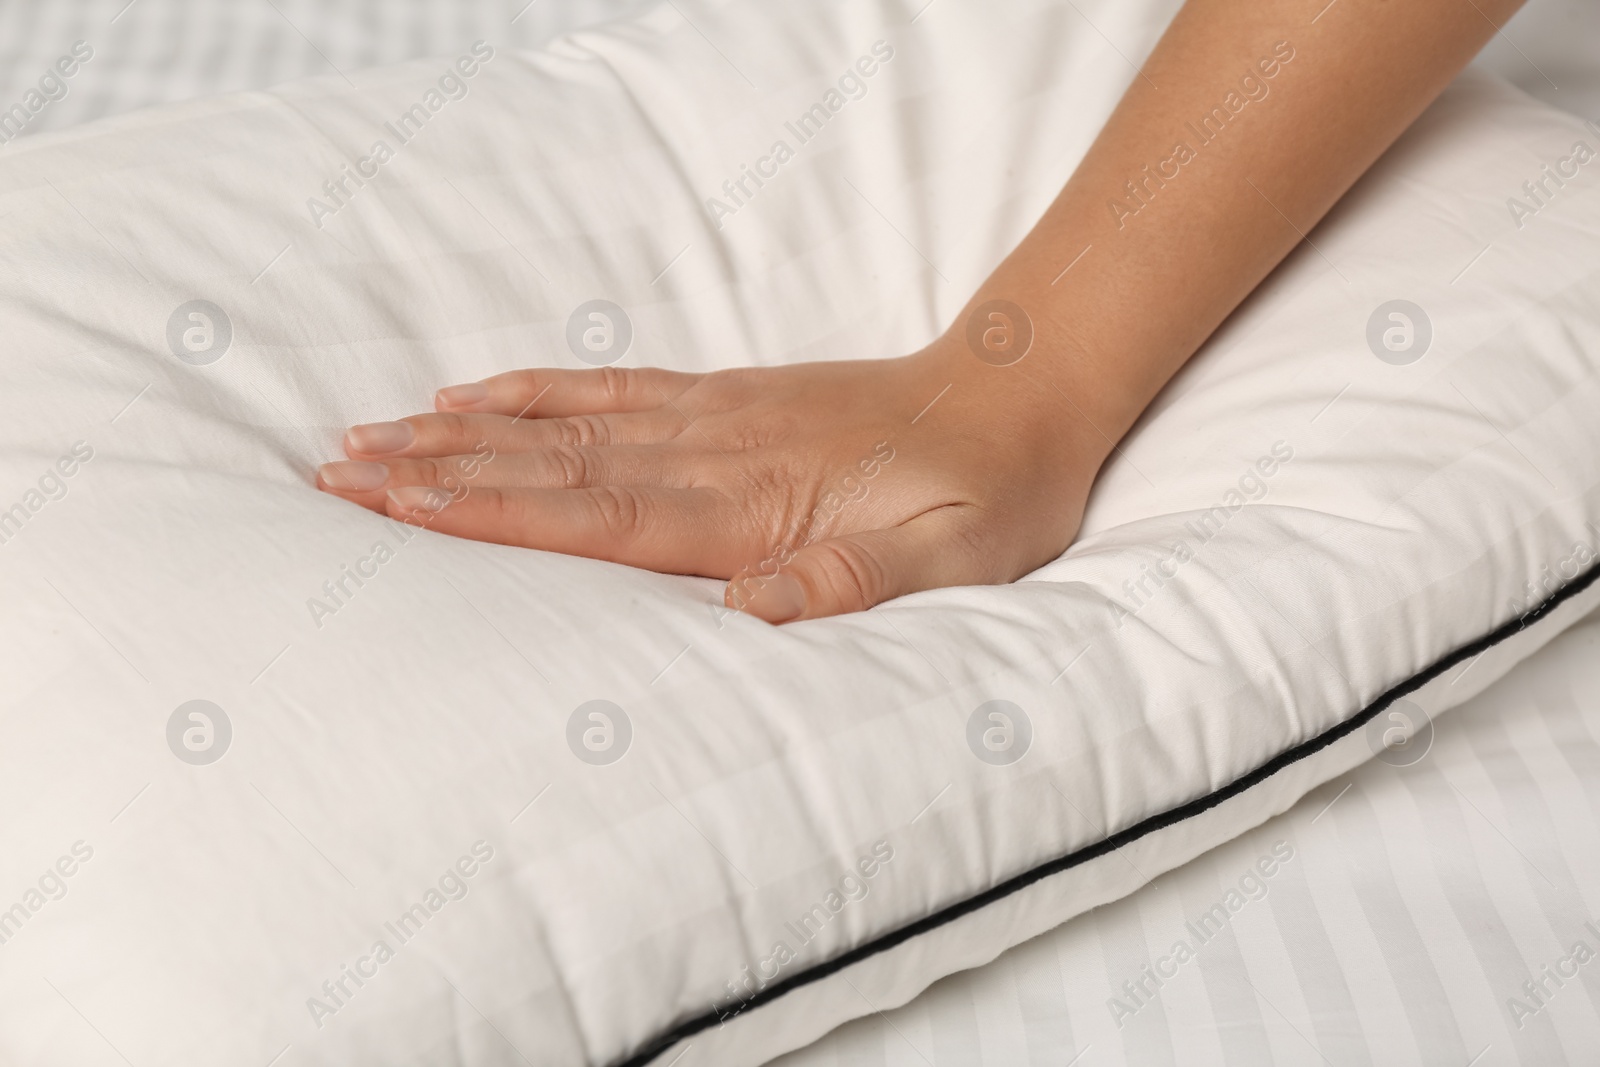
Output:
1 1 1598 1065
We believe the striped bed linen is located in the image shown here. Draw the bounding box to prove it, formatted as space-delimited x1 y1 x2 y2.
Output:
773 604 1600 1066
7 4 1599 1065
2 0 1595 141
0 0 653 142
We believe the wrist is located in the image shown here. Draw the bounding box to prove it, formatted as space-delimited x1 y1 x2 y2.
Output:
905 323 1120 478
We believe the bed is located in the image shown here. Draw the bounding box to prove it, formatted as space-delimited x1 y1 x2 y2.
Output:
3 2 1599 1065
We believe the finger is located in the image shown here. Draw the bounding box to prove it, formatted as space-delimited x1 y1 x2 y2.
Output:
382 485 746 575
725 507 993 623
317 445 699 511
434 367 700 418
343 410 679 460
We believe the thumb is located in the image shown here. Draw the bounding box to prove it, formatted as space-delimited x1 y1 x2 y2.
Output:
727 508 987 623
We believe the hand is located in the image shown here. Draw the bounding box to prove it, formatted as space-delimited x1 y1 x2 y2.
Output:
313 0 1519 624
315 337 1107 622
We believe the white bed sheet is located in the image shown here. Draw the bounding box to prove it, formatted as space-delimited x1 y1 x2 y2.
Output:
0 0 653 140
774 603 1600 1066
0 0 1594 140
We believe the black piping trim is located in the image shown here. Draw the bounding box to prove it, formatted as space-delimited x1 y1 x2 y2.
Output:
617 558 1600 1067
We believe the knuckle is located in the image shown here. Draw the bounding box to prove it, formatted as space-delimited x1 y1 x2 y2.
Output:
551 419 582 447
428 457 474 500
807 539 886 611
548 445 592 488
587 485 646 541
575 414 612 445
410 411 479 453
493 370 546 411
507 369 543 395
553 414 610 447
399 458 443 486
476 487 512 525
595 365 633 406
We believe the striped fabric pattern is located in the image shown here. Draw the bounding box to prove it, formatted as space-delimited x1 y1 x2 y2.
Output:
2 0 1593 149
3 4 1599 1066
0 0 651 141
775 606 1600 1066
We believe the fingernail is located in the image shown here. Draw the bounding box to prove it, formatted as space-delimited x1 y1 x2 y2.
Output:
387 487 451 514
346 421 414 454
319 460 388 491
436 382 489 409
741 573 806 624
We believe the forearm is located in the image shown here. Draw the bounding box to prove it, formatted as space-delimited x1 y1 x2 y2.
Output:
956 0 1526 454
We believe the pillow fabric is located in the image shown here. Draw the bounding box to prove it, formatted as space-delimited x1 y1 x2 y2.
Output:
1 1 1599 1065
771 606 1600 1065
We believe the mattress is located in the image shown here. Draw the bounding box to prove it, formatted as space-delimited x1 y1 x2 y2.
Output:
773 602 1600 1066
4 3 1600 1066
